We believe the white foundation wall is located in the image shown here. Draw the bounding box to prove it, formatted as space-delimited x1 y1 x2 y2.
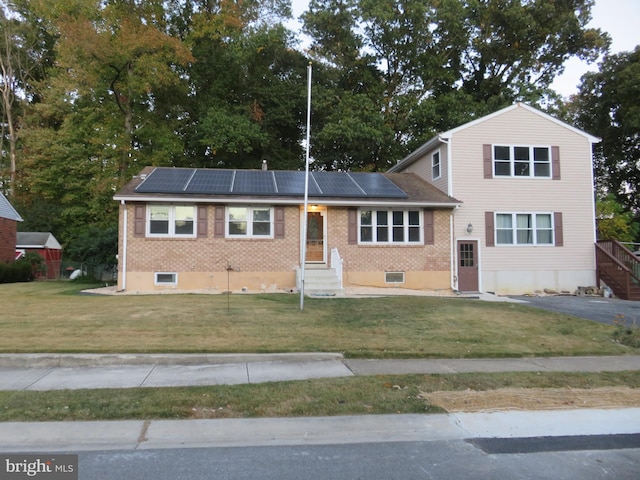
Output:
482 269 597 295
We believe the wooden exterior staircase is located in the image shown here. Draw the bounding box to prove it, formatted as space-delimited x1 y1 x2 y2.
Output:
595 240 640 301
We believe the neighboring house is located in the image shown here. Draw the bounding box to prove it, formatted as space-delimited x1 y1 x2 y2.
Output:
16 232 63 279
114 167 460 294
0 194 23 264
388 103 600 295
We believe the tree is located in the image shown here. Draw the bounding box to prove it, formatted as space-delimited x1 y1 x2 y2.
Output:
183 2 308 169
0 3 50 195
596 195 639 243
64 223 118 275
37 0 194 185
301 0 610 170
570 47 640 214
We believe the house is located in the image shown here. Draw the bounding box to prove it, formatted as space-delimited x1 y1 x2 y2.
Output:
113 167 461 294
0 194 23 264
388 103 600 295
16 232 63 279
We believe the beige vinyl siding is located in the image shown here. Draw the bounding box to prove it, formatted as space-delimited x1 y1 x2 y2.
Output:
401 146 450 195
450 106 596 293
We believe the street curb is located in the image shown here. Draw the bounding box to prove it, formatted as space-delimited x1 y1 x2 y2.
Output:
0 352 344 368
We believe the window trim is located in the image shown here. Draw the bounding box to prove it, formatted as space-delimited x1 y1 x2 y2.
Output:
432 150 441 180
155 272 177 285
358 208 423 245
492 144 552 178
226 205 275 239
494 212 555 246
146 204 197 238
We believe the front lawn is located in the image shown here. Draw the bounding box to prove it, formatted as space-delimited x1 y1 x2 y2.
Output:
0 281 631 358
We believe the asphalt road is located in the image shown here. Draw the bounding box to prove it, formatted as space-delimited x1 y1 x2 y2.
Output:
511 295 640 326
78 438 640 480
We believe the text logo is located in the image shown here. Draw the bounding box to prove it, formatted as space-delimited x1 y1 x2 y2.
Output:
1 455 77 480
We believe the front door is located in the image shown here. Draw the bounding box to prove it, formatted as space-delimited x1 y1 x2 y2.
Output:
305 211 325 263
457 240 479 292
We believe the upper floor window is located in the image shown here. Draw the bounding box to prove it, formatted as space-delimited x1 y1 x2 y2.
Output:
147 205 196 237
227 206 273 238
493 145 551 178
359 209 422 244
495 212 554 245
432 151 441 180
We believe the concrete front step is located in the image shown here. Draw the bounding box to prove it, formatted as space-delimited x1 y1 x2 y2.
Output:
297 267 343 296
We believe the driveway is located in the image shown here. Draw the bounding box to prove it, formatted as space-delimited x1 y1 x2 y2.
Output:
511 295 640 326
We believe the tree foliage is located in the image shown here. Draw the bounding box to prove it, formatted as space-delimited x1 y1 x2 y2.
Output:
0 0 619 261
596 195 639 243
570 47 640 215
302 0 609 171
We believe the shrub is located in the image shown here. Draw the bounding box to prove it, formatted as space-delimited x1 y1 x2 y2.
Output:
0 258 35 284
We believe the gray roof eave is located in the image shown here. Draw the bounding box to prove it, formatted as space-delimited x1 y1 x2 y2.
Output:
113 194 460 209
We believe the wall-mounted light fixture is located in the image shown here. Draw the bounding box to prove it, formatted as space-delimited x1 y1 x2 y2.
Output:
466 223 473 234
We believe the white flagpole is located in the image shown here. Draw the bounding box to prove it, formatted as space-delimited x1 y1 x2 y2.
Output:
301 62 312 311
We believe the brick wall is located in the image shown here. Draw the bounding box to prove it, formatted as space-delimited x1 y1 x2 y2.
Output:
118 203 453 291
121 203 301 275
328 207 451 272
0 217 17 264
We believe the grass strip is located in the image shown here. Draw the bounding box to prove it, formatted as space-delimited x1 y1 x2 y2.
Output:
1 371 639 422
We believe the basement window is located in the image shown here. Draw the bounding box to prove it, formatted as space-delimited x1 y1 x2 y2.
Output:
385 272 405 284
155 272 177 285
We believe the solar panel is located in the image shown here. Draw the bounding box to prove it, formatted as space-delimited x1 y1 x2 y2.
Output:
349 172 407 198
232 170 277 195
312 171 366 196
185 169 233 194
135 168 195 193
273 171 322 196
134 167 408 198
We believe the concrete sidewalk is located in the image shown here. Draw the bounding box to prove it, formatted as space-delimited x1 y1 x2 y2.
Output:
1 409 639 453
1 353 639 453
0 353 639 391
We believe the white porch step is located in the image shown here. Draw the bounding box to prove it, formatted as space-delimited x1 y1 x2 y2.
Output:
297 268 344 296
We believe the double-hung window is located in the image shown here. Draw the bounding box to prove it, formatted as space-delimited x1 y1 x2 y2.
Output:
495 213 554 245
148 205 196 237
360 209 422 244
227 206 273 238
494 145 551 178
432 151 441 180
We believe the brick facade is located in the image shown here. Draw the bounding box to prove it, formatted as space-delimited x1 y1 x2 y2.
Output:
0 217 17 264
118 203 453 292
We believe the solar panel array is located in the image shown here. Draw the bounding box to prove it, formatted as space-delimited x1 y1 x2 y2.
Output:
135 168 407 198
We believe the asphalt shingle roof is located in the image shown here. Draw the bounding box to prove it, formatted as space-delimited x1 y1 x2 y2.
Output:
0 194 23 222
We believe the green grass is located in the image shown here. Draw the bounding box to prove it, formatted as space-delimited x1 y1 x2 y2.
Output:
0 281 632 357
1 371 639 422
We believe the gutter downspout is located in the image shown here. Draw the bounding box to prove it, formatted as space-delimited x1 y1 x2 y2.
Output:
120 200 127 292
450 207 457 291
441 136 457 291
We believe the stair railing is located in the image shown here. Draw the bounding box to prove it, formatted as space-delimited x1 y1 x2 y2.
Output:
596 240 640 300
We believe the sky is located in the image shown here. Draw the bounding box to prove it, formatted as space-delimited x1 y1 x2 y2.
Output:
289 0 640 98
